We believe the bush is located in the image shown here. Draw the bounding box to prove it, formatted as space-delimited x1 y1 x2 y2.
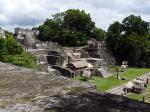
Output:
0 33 37 69
0 52 37 69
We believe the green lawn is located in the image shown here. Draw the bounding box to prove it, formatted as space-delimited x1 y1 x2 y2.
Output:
127 83 150 103
73 67 150 91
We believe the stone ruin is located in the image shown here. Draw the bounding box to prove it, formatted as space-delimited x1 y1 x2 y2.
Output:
14 27 39 49
0 27 6 38
46 41 114 78
47 50 65 66
14 28 50 73
13 28 115 78
84 39 116 65
124 78 148 94
1 62 150 112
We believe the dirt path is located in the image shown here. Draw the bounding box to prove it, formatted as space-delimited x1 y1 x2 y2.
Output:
106 72 150 95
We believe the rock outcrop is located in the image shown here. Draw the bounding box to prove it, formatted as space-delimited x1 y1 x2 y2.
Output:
0 62 150 112
0 62 95 111
42 92 150 112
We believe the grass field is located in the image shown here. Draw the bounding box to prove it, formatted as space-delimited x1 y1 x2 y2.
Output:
127 83 150 103
73 67 150 91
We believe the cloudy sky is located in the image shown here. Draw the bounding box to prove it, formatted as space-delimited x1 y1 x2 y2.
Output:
0 0 150 32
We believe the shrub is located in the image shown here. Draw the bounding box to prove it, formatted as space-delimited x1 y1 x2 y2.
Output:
0 52 37 69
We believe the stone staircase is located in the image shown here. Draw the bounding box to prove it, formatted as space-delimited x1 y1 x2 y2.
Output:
24 32 36 48
84 42 116 66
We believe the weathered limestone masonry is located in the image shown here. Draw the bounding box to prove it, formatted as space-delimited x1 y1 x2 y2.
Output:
0 62 96 112
84 39 116 65
0 27 6 38
14 28 115 78
14 28 39 49
14 28 50 72
45 41 114 78
43 93 150 112
106 72 150 95
0 62 150 112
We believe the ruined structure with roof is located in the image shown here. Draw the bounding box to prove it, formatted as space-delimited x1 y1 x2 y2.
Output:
1 27 150 112
46 40 114 78
14 28 115 78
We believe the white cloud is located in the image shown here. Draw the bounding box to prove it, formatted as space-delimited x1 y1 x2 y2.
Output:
0 0 150 32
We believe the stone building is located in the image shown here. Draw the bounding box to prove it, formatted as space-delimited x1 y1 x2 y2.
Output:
46 43 113 78
84 39 116 65
13 28 114 78
14 28 38 49
0 27 6 38
67 60 93 77
132 79 147 94
47 50 65 66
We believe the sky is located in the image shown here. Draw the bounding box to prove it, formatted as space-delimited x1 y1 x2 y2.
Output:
0 0 150 32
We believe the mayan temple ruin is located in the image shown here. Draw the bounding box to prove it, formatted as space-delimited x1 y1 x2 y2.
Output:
1 2 150 111
13 28 116 78
1 27 150 111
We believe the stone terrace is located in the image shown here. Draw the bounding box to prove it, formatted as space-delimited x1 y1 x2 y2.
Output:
0 62 95 111
0 62 150 112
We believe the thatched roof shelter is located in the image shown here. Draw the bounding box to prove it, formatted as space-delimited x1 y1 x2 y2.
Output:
68 61 93 69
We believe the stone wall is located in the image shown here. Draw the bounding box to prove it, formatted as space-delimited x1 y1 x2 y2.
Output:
47 51 65 66
84 40 116 65
14 28 38 49
38 62 49 72
52 65 75 78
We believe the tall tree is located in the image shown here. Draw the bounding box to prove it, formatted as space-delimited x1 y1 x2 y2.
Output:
92 28 106 41
122 15 149 35
106 15 150 66
63 9 95 37
38 9 104 46
38 19 59 41
107 21 123 51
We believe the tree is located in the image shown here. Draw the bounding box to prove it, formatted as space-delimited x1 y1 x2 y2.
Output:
91 28 106 41
5 34 23 55
0 38 7 55
107 21 123 51
38 19 59 41
122 15 149 35
106 15 150 66
63 9 95 37
38 9 104 46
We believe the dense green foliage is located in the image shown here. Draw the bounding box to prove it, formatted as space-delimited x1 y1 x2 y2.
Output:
106 15 150 66
0 34 23 55
0 33 37 69
38 9 105 46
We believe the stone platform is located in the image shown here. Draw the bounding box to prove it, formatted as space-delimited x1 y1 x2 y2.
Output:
0 62 150 112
